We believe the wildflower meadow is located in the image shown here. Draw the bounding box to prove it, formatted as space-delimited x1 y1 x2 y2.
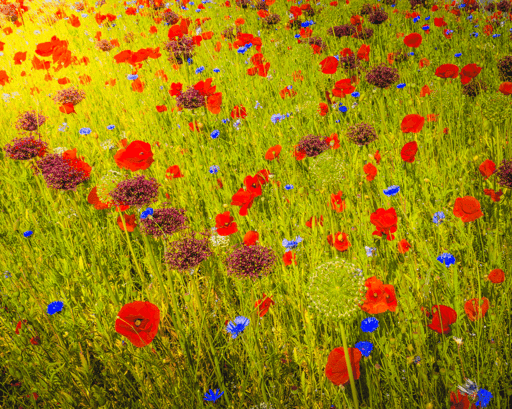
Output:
1 0 512 407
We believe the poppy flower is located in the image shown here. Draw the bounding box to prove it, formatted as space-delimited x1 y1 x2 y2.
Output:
319 56 338 74
435 64 459 79
215 211 238 236
370 207 398 241
255 293 275 317
156 105 167 112
327 232 351 252
165 165 184 180
360 276 397 314
374 150 381 164
306 215 324 228
398 239 411 254
483 188 503 202
332 79 356 98
419 85 432 97
450 390 476 409
434 17 447 27
115 301 160 348
325 347 362 386
88 186 112 210
453 196 483 223
265 145 282 161
318 102 329 116
283 251 297 266
418 58 430 68
325 133 340 149
114 140 155 172
243 230 259 246
479 159 496 179
401 141 418 163
231 105 247 119
460 63 482 82
293 145 307 160
330 191 346 212
363 163 377 181
404 32 422 48
464 297 489 322
498 82 512 96
357 44 370 62
117 214 137 232
427 305 457 334
231 188 257 216
15 319 28 335
488 268 505 283
59 103 76 114
401 114 425 133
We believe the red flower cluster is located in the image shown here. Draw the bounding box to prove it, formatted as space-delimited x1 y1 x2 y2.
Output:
360 276 397 314
231 169 270 216
370 207 398 241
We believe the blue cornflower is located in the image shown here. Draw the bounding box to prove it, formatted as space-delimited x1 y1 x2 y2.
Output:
255 101 262 109
413 16 420 23
397 83 406 89
47 301 64 315
433 211 445 225
294 34 301 38
409 52 415 56
209 165 219 175
355 341 374 357
210 130 220 139
492 34 501 38
339 105 348 113
81 13 88 18
383 185 400 196
437 253 456 267
107 125 116 130
245 43 253 48
285 184 294 190
458 3 465 7
226 316 250 339
287 85 293 90
282 236 303 250
213 68 220 73
140 208 154 220
23 231 33 238
271 114 284 124
351 92 360 98
79 127 92 136
467 15 473 20
204 388 224 403
425 16 431 20
365 246 377 257
187 58 193 64
475 389 493 408
421 25 430 31
472 32 479 38
222 118 230 124
454 53 462 57
413 356 421 364
361 317 379 333
237 47 247 54
195 66 205 74
127 74 138 80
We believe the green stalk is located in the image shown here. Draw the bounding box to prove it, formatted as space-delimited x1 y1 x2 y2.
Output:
339 320 359 409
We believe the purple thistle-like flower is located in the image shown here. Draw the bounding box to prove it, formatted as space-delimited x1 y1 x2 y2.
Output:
327 24 355 38
52 86 86 106
163 231 213 272
176 87 205 110
365 64 399 89
140 205 188 238
296 134 330 158
346 123 378 146
33 153 90 191
108 175 160 208
14 110 48 135
369 9 388 24
263 13 281 25
353 27 374 40
496 159 512 189
4 136 48 161
162 9 179 24
225 244 277 280
164 36 195 65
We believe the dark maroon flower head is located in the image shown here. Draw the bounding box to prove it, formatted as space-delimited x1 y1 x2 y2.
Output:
4 136 48 161
221 26 241 40
52 86 86 106
33 153 90 191
108 175 160 208
297 134 330 157
369 9 388 25
360 3 373 15
391 49 409 64
140 205 188 238
484 2 495 12
497 159 512 189
462 79 488 98
225 243 277 280
409 0 428 9
163 231 213 272
365 64 399 89
327 24 355 38
164 36 195 65
307 36 327 52
497 55 512 82
254 0 268 10
176 87 205 110
263 13 281 25
497 0 511 12
15 110 47 135
346 123 378 146
353 27 374 40
162 10 179 25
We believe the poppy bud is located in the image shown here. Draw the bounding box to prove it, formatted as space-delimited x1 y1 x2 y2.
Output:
223 204 229 208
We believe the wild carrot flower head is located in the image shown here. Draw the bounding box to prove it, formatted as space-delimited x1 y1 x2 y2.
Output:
176 87 206 110
296 134 330 157
108 174 160 208
163 231 213 272
4 136 48 160
225 243 277 279
306 259 365 320
140 205 188 238
346 122 378 146
52 86 86 106
15 110 47 135
496 159 512 188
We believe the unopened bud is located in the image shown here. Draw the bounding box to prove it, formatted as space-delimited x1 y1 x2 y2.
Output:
223 204 229 208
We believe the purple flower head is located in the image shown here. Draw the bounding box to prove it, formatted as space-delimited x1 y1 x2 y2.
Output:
108 175 160 208
365 64 399 89
163 231 213 272
140 205 188 238
225 244 277 280
496 159 512 189
346 123 378 146
296 134 330 158
15 110 48 135
33 152 90 191
175 86 206 110
4 136 48 161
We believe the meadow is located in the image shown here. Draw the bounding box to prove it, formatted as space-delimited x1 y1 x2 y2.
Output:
0 0 512 407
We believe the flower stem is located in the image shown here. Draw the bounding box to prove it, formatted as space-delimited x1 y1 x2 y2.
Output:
339 320 359 409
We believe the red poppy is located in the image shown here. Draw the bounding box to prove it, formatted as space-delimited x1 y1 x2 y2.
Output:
169 82 183 96
435 64 459 79
280 86 297 99
30 336 41 345
419 85 432 97
255 293 275 317
427 305 457 334
327 232 351 252
117 214 137 232
374 150 381 164
62 148 92 178
479 159 496 179
498 82 512 96
363 163 377 181
450 390 477 409
401 114 425 133
488 268 505 283
330 191 346 212
360 276 397 314
265 145 282 161
318 102 329 116
434 17 447 27
306 215 324 228
453 196 483 223
332 78 356 98
419 58 430 69
483 188 503 202
165 165 184 180
231 105 247 119
231 188 257 216
325 347 362 386
114 140 154 172
115 301 160 348
403 32 422 48
156 105 167 112
464 297 489 322
370 208 398 241
398 239 411 254
59 103 76 114
243 231 259 246
15 319 28 335
319 56 338 74
283 251 297 266
88 186 112 210
357 44 370 61
293 145 307 160
325 133 340 149
401 141 418 163
215 211 238 236
460 63 482 84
